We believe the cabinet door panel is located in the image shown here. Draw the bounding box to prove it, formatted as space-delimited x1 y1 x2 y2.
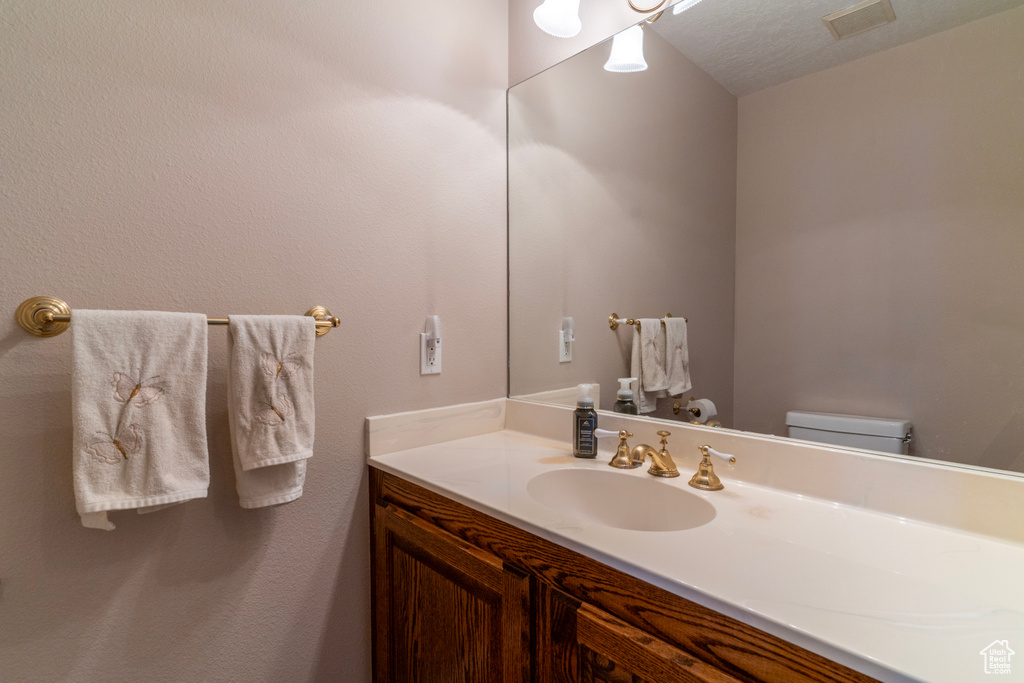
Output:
391 544 499 681
372 502 530 683
581 650 648 683
577 603 741 683
536 583 580 683
538 582 742 683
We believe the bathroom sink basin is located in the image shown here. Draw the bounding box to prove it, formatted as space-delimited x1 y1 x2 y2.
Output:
526 468 716 532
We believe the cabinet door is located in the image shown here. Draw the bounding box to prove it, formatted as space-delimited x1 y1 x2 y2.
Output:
537 584 742 683
372 502 531 683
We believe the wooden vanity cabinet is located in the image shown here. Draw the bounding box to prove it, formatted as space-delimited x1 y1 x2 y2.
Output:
370 468 876 683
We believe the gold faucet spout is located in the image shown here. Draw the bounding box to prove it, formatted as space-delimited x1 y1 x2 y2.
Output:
631 430 679 477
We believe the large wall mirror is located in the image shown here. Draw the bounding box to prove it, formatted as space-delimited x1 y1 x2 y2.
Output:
508 0 1024 473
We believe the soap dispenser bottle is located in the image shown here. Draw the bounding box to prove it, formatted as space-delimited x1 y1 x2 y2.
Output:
573 383 598 458
612 377 638 415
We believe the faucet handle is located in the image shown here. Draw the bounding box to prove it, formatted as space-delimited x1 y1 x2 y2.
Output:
700 444 736 465
690 444 736 491
608 430 639 469
656 430 671 448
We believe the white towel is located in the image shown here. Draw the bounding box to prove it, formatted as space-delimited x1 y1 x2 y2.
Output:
664 317 692 397
228 315 315 508
72 310 209 531
630 319 667 414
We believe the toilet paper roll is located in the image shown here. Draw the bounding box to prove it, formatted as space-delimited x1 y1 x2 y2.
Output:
687 398 717 424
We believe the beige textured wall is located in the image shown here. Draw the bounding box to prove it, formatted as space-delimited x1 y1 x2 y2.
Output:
734 7 1024 469
0 1 507 681
509 30 737 423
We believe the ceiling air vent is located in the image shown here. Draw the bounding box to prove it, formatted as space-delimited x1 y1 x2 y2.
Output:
823 0 896 40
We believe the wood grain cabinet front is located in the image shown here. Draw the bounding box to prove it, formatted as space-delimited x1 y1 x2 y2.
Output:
370 467 877 683
372 501 531 683
536 582 743 683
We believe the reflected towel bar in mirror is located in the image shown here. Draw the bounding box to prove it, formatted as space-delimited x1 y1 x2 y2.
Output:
14 296 342 338
608 312 687 330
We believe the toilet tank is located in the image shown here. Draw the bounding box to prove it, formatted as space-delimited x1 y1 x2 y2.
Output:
785 411 912 455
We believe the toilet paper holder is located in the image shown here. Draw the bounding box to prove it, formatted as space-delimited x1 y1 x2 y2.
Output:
673 397 705 417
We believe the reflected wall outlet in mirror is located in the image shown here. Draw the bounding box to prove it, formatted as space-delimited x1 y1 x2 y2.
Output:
559 329 572 362
560 317 574 363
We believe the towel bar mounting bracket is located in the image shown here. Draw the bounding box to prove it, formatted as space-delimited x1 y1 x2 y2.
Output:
16 296 71 337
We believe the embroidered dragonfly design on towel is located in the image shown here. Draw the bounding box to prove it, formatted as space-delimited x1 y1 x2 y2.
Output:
112 372 164 407
261 352 301 379
256 393 294 425
87 424 142 464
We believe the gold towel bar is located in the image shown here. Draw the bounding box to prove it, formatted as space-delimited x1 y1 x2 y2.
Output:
608 312 687 331
15 296 341 338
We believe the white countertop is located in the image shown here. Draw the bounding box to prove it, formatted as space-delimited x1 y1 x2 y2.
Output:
369 428 1024 683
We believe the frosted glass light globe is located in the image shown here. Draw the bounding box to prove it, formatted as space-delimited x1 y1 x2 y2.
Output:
672 0 706 15
533 0 582 38
603 25 648 73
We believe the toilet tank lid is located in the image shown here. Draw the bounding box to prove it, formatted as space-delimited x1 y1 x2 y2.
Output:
785 411 911 438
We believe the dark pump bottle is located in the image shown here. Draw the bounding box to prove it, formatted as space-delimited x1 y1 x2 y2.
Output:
612 377 638 415
573 383 598 458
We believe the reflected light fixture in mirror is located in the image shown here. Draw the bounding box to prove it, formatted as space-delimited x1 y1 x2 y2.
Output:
533 0 582 38
604 25 648 72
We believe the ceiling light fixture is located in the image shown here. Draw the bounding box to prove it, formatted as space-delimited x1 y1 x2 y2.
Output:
603 25 648 73
534 0 676 39
672 0 705 15
628 0 668 12
533 0 582 38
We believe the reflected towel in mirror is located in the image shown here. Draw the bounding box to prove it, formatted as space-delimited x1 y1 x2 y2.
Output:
664 317 691 397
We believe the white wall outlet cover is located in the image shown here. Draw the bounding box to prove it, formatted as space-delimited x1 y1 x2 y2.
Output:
559 330 572 363
421 315 442 375
421 333 442 374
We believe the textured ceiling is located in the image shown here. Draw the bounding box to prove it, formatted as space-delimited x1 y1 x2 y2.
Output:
652 0 1024 96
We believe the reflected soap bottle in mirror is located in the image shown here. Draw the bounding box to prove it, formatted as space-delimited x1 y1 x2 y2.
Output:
573 383 598 458
613 377 639 415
